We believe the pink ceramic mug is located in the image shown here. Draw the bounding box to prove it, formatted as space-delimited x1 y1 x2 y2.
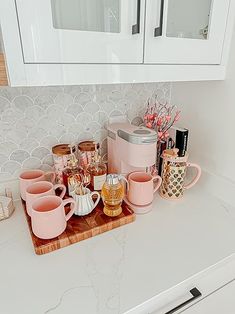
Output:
127 172 162 206
26 181 66 217
31 195 75 239
19 170 56 201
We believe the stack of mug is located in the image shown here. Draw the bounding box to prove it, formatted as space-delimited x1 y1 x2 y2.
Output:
19 169 76 240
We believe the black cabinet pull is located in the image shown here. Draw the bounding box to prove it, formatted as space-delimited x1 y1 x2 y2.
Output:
154 0 164 37
164 288 202 314
132 0 141 34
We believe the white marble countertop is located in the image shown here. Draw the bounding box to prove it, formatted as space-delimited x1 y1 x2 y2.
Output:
1 180 235 314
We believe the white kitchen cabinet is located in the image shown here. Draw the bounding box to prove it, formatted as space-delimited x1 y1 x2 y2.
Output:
0 0 234 86
15 0 145 64
145 0 230 64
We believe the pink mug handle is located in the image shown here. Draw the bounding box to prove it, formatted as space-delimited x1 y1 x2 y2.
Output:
46 171 56 184
184 163 202 190
153 175 162 193
54 184 66 199
63 198 76 221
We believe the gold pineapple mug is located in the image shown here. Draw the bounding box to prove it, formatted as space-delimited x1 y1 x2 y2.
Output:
160 152 201 200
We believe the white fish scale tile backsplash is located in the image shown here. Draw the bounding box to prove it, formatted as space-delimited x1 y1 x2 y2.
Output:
0 83 171 181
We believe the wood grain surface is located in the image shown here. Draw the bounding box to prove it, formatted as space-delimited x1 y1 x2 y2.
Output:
22 200 135 255
0 53 8 86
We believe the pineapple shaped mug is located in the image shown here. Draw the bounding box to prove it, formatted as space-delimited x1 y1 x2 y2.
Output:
160 150 201 200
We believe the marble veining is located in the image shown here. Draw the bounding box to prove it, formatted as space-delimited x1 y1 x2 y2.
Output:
44 285 93 313
43 228 128 314
0 83 171 181
85 229 128 314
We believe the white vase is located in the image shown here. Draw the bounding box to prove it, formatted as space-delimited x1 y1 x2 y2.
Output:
71 188 100 216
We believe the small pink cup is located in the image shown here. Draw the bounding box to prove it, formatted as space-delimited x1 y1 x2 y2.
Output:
19 170 56 201
26 181 66 217
31 195 75 239
127 172 162 206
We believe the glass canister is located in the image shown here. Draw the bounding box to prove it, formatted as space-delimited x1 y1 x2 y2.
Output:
62 149 82 195
87 147 107 191
52 144 76 184
159 149 201 200
78 141 99 168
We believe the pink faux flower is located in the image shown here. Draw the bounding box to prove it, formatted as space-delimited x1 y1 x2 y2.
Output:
144 100 180 140
157 118 163 126
158 131 163 138
164 131 169 139
165 115 171 122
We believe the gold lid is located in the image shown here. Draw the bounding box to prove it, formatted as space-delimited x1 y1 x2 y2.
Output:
78 141 99 152
52 144 75 156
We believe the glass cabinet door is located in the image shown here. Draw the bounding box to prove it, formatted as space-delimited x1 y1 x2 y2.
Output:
144 0 230 64
51 0 120 33
15 0 145 63
166 0 212 40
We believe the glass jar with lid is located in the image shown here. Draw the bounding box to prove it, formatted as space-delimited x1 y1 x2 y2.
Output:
52 144 76 184
78 141 100 168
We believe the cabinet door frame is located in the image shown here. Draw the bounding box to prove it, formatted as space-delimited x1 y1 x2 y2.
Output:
144 0 231 64
1 0 234 86
15 0 146 64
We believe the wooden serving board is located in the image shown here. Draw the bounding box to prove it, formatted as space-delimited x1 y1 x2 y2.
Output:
22 200 135 255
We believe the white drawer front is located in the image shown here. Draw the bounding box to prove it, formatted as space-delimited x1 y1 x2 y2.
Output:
182 279 235 314
125 254 235 314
